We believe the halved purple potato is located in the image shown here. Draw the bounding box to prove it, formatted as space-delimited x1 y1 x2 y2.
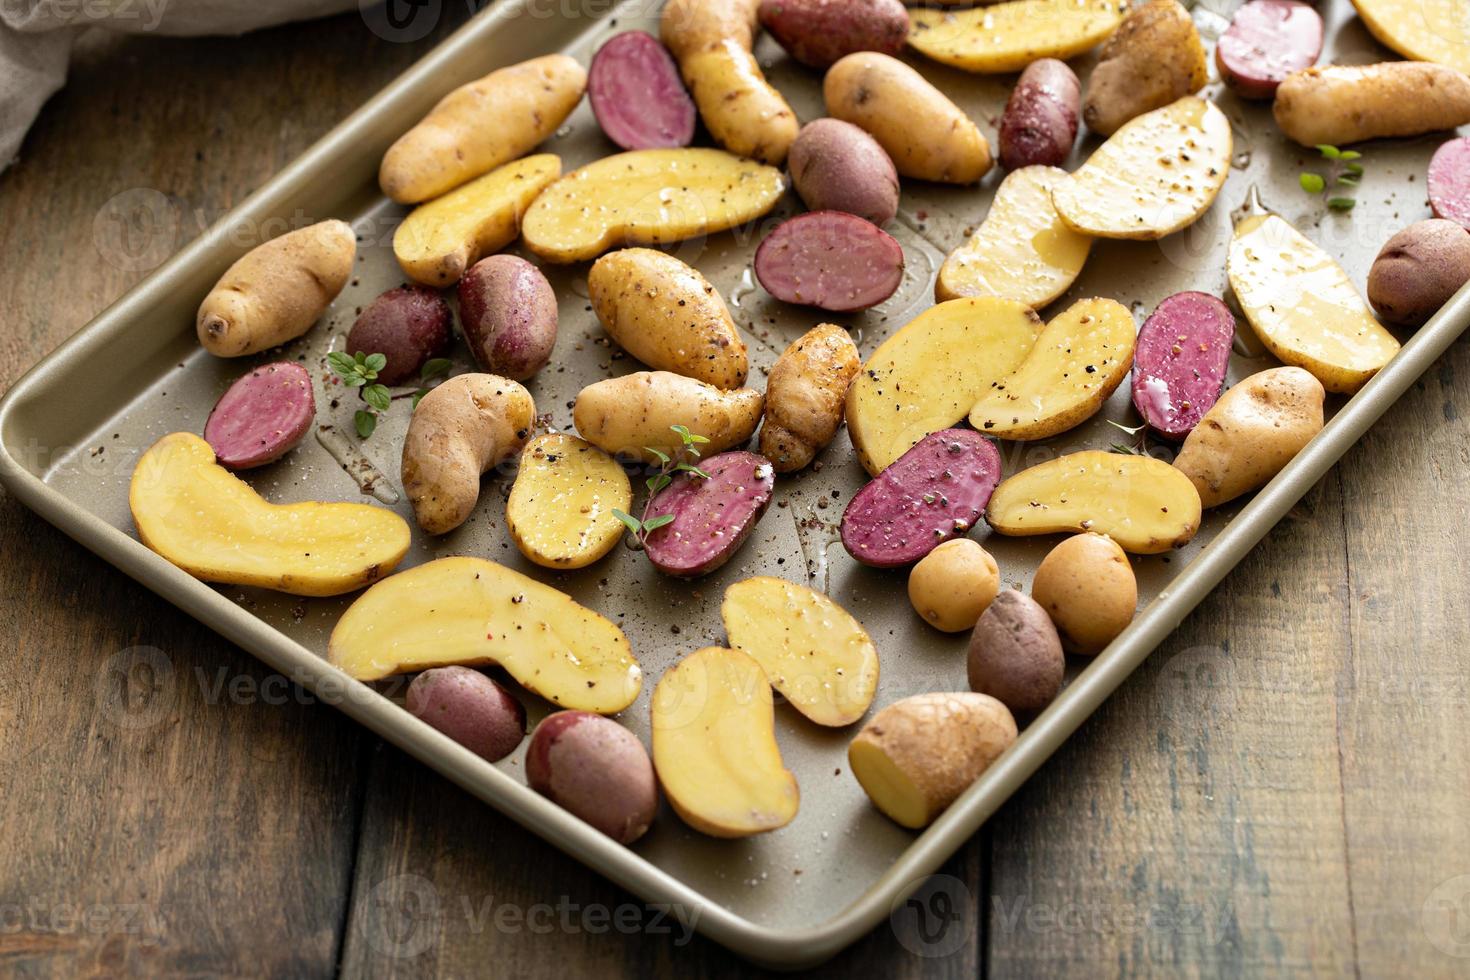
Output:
203 361 315 469
644 451 775 578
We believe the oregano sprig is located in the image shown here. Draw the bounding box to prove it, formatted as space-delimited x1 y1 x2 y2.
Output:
327 352 454 439
612 425 711 548
1300 144 1363 211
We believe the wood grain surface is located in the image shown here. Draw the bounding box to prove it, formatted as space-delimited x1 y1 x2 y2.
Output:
2 8 1469 978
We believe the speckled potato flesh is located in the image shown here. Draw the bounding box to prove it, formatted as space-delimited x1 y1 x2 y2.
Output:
572 371 764 464
936 166 1092 307
846 298 1042 475
521 148 786 263
507 433 633 569
1228 214 1400 393
392 154 561 287
652 646 800 837
848 692 1017 829
1029 534 1137 655
968 297 1136 441
328 557 642 714
986 450 1202 554
1351 0 1470 77
721 576 880 726
908 0 1123 75
130 433 409 597
1053 97 1232 240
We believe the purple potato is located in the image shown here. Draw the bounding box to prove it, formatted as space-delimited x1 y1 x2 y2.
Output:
757 0 908 69
203 361 315 469
787 118 900 225
966 589 1065 714
998 59 1080 170
754 211 905 312
346 285 453 387
526 711 658 844
406 666 526 762
458 254 558 381
588 31 696 151
644 451 775 578
1130 291 1235 441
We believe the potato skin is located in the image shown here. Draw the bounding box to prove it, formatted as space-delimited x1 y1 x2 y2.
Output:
203 362 315 470
588 248 748 388
757 0 908 69
999 59 1079 170
787 119 900 225
908 538 999 633
406 666 526 763
966 589 1064 711
1173 367 1325 509
458 255 559 382
527 711 658 844
401 374 536 534
1215 0 1322 101
1367 219 1470 328
197 219 355 357
1274 62 1470 147
346 285 452 386
644 451 775 578
1029 534 1136 656
1083 0 1207 136
380 55 586 204
824 52 992 184
573 371 763 464
759 323 860 472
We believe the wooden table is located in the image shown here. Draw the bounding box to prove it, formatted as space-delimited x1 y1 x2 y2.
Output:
3 9 1469 978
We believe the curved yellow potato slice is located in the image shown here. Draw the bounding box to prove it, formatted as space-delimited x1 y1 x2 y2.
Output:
1351 0 1470 75
937 166 1093 307
129 432 409 597
393 154 561 286
507 433 632 570
721 577 879 727
1053 97 1232 240
1228 214 1400 394
986 451 1202 554
968 298 1135 440
328 557 641 713
847 297 1043 475
521 148 786 263
909 0 1123 74
652 646 800 837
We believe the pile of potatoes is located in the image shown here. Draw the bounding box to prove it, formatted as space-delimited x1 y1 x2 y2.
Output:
141 0 1470 848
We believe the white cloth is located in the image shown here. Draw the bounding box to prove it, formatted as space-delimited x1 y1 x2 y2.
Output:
0 0 360 170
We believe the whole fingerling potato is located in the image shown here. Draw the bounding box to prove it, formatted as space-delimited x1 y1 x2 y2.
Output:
346 285 453 386
1273 62 1470 147
527 711 659 844
759 323 860 472
757 0 908 69
1030 534 1137 655
407 667 526 763
999 59 1080 170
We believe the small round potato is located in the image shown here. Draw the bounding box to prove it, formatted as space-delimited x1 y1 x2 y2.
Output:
526 711 659 844
908 539 1000 633
406 666 526 762
966 590 1064 714
346 285 453 386
458 255 559 381
1367 219 1470 328
787 118 900 225
1030 534 1137 655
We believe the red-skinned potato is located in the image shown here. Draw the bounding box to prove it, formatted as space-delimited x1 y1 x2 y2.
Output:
406 666 526 762
1367 220 1470 328
203 362 314 470
1215 0 1322 101
757 0 908 69
644 451 775 577
458 255 559 382
346 285 452 386
755 212 905 312
966 590 1064 712
588 31 695 150
1429 137 1470 230
998 59 1080 170
1130 292 1235 441
787 119 900 226
527 711 659 844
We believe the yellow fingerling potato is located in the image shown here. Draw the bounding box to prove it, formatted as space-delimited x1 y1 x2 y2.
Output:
197 219 355 357
392 154 561 287
652 646 800 837
1174 367 1326 508
521 148 786 263
759 323 861 473
662 0 799 164
721 576 880 727
1228 214 1400 393
986 450 1202 554
507 433 632 569
1351 0 1470 76
379 54 585 204
968 298 1136 440
847 298 1042 475
573 371 764 464
1053 97 1232 240
907 0 1123 75
1273 62 1470 147
130 433 409 597
824 52 992 184
936 166 1093 307
588 248 748 389
848 692 1017 829
328 557 642 714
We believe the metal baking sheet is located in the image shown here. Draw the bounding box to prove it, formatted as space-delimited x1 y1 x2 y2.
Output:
2 0 1468 967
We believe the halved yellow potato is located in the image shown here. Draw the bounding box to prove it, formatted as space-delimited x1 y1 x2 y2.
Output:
328 556 641 713
392 154 561 287
936 166 1093 307
721 577 879 727
1228 214 1400 394
521 149 786 263
506 433 632 570
986 450 1202 554
908 0 1123 74
846 298 1043 475
968 298 1135 440
1351 0 1470 75
129 432 409 597
1053 97 1232 240
651 646 800 837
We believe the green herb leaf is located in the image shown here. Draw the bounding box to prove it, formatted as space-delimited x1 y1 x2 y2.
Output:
1336 174 1360 186
327 351 358 373
345 374 367 388
1344 162 1364 176
685 433 710 444
354 410 377 439
647 473 672 494
611 509 642 535
364 353 387 373
362 384 391 411
644 447 671 465
411 390 427 410
675 462 712 479
354 351 369 365
1299 172 1326 194
1338 150 1362 161
1316 144 1341 160
1104 419 1146 436
1110 442 1141 456
420 358 452 380
642 513 675 532
1327 197 1356 211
